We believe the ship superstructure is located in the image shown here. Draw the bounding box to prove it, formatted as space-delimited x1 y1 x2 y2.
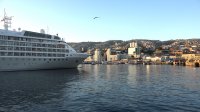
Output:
0 10 88 71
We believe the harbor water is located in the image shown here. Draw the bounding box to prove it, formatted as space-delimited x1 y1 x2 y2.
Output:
0 64 200 112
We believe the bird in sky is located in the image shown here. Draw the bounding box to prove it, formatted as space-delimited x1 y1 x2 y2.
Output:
93 17 100 19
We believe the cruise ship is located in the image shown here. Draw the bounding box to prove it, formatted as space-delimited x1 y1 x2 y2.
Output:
0 10 88 71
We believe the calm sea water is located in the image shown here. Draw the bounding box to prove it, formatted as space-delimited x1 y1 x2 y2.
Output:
0 65 200 112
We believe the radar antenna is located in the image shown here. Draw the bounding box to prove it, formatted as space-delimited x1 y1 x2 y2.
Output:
1 9 13 30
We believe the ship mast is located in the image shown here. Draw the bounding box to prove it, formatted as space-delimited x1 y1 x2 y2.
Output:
1 9 13 30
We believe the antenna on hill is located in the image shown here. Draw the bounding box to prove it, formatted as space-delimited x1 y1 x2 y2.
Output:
1 9 13 30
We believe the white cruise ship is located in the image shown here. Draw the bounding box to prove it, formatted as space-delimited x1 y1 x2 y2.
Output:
0 10 88 71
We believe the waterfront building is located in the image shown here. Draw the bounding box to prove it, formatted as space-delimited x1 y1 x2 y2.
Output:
84 49 94 63
93 49 102 63
181 54 199 60
145 56 161 62
177 54 200 66
128 42 141 58
106 48 118 61
106 48 128 62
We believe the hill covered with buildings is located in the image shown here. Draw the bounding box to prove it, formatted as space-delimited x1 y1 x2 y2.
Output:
68 39 200 67
68 39 200 54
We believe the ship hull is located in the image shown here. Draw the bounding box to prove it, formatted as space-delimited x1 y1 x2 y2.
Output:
0 56 86 71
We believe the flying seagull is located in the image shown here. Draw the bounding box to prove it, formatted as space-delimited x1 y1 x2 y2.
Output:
93 17 100 19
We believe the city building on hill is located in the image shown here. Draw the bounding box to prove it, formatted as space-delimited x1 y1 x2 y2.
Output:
84 49 94 63
128 42 141 58
106 48 118 61
182 54 200 66
93 49 102 63
106 48 127 62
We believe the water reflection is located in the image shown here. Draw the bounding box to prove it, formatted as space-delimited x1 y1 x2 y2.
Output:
127 65 137 86
1 65 200 112
0 69 80 111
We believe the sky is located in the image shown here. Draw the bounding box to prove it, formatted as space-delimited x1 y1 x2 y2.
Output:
0 0 200 42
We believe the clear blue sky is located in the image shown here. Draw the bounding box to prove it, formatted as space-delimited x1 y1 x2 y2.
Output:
0 0 200 42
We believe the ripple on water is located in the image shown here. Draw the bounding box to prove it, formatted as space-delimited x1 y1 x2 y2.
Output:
0 65 200 112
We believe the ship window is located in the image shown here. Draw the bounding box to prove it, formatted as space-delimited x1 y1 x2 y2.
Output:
20 53 25 56
48 54 52 57
43 48 47 52
58 59 60 61
75 60 79 63
49 59 51 61
8 47 13 50
7 41 13 45
65 59 68 61
54 59 56 61
43 53 47 57
44 59 46 61
0 46 6 50
48 49 53 52
38 53 42 57
42 44 46 47
37 44 42 47
26 47 31 51
57 54 60 57
8 52 13 56
14 52 20 56
26 53 31 56
52 45 56 48
32 53 36 56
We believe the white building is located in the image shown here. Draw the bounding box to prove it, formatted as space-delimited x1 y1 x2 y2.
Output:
106 48 118 61
106 48 127 62
93 49 102 63
128 42 140 58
